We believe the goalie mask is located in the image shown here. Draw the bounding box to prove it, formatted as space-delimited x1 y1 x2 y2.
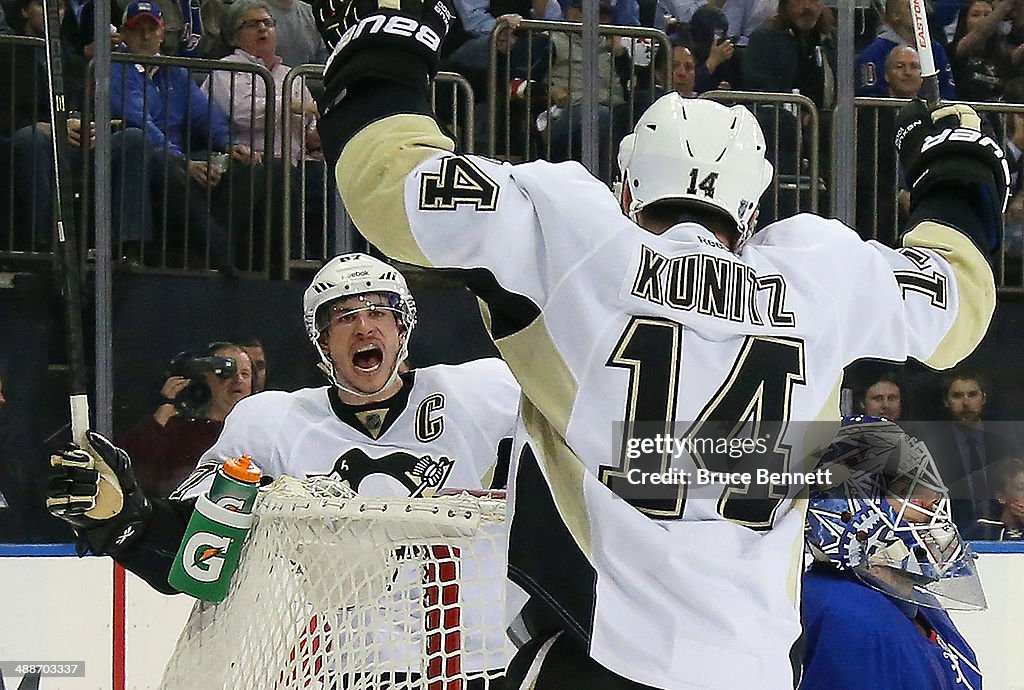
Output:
806 416 986 611
617 94 774 245
303 253 417 397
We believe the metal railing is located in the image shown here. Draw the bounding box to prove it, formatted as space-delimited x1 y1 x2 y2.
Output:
8 33 1024 292
84 52 275 276
281 64 336 279
0 35 58 265
704 90 823 222
485 18 671 180
851 97 1024 293
851 97 910 248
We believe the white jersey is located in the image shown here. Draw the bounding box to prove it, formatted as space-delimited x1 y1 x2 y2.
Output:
334 115 995 689
172 358 521 673
174 359 519 499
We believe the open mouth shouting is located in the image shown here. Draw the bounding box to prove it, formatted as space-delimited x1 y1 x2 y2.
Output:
352 343 385 373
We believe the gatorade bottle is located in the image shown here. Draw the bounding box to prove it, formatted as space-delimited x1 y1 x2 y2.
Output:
168 456 262 602
210 455 261 512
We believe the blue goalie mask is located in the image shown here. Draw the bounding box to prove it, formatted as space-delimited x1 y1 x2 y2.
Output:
806 416 986 610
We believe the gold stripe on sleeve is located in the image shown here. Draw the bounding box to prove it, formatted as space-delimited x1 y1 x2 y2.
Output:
494 315 578 436
520 399 592 559
903 222 995 370
493 314 589 554
335 114 455 267
786 375 844 605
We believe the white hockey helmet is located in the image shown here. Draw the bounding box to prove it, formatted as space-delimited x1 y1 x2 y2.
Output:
617 94 774 237
303 253 417 394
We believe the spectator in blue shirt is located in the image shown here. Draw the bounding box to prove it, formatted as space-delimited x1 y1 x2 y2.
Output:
110 0 264 271
856 0 956 99
608 0 640 26
111 2 245 160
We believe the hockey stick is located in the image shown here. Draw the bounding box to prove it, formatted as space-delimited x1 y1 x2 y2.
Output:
907 0 940 107
41 0 90 442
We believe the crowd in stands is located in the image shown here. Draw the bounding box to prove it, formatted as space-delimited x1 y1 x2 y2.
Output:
8 0 1024 266
0 0 331 272
848 366 1024 542
5 0 1024 547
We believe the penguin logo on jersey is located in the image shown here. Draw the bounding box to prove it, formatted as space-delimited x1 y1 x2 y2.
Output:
327 448 456 497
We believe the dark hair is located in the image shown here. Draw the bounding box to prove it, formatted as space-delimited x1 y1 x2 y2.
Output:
230 335 264 349
774 0 835 35
640 199 737 240
991 458 1024 493
952 0 1006 61
855 371 903 402
206 340 242 355
8 0 39 32
9 0 38 15
688 5 729 62
943 371 987 396
653 37 689 73
690 5 729 44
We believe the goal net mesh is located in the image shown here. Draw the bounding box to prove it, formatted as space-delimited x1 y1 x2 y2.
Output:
159 477 512 690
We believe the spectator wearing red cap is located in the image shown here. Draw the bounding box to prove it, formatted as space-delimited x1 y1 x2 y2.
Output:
110 0 265 272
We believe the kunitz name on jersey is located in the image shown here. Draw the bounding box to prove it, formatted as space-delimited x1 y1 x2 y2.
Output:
630 245 795 327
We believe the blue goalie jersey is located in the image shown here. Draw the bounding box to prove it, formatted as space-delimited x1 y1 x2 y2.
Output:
801 566 982 690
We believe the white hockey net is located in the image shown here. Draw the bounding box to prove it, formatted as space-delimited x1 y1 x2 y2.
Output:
160 477 512 690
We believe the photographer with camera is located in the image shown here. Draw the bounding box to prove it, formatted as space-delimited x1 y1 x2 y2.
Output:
117 342 253 498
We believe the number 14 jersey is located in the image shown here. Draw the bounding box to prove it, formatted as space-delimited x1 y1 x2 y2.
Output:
335 114 995 690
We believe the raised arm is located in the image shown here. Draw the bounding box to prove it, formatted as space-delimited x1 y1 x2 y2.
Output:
314 0 620 308
883 99 1005 365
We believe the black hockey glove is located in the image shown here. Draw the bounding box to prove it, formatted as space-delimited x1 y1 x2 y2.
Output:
46 431 152 556
895 99 1009 251
314 0 454 110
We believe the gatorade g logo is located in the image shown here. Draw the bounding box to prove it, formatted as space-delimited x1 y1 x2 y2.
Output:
216 495 246 511
182 532 233 582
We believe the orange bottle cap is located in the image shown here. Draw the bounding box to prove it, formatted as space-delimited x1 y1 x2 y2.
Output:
222 455 263 483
